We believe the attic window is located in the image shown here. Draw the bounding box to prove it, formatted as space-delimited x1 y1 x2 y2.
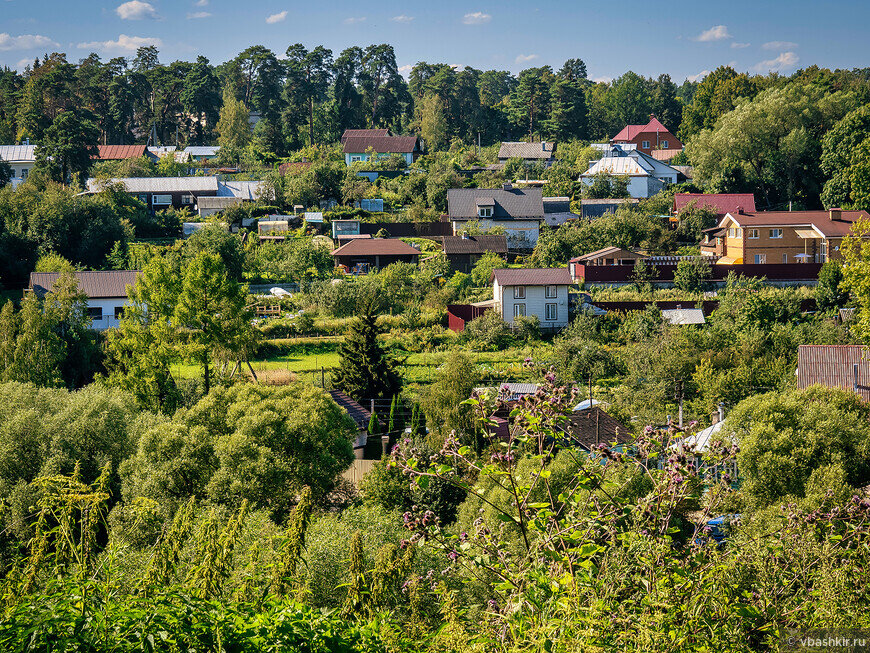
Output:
478 207 493 218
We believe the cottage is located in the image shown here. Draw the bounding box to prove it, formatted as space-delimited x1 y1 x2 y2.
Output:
611 115 682 155
341 129 423 166
441 234 508 274
87 176 218 211
332 238 420 273
497 141 556 166
447 184 544 250
700 208 870 264
0 144 36 187
490 267 572 330
796 345 870 401
560 406 632 452
579 146 682 199
28 270 140 331
183 146 220 163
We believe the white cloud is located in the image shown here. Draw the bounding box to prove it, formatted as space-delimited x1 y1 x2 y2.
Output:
463 11 491 25
592 76 612 84
195 0 208 5
15 58 31 71
266 11 287 24
515 53 539 64
343 16 366 24
693 25 731 42
762 40 798 50
0 33 57 50
731 42 750 49
687 70 711 83
77 34 162 53
391 15 413 23
116 1 160 20
753 51 799 72
186 11 210 18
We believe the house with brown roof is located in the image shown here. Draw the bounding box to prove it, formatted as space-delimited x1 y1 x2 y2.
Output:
94 145 148 161
796 345 870 401
490 267 573 330
568 247 645 281
28 270 140 331
441 234 508 274
341 128 423 166
611 115 682 155
560 406 632 452
498 141 556 166
332 238 420 274
700 208 870 264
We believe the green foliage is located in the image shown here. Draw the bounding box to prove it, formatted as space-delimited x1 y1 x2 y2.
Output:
583 172 630 199
184 223 247 281
469 251 503 287
815 260 849 312
333 301 402 402
459 310 513 351
422 350 481 439
673 257 713 293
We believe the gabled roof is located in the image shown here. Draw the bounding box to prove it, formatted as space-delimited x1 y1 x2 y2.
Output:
674 193 756 216
341 128 390 144
612 116 673 142
491 268 572 286
218 180 263 200
95 145 147 161
29 270 140 299
328 389 373 429
87 176 219 193
661 308 706 325
184 146 220 157
561 407 632 450
342 135 419 154
442 235 508 255
721 210 870 238
331 238 420 257
0 145 36 163
448 186 545 220
498 141 556 160
569 247 644 263
581 148 681 179
797 344 870 401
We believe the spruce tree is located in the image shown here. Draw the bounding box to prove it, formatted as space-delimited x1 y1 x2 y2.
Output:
333 301 402 402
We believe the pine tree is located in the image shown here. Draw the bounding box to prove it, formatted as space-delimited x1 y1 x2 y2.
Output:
333 303 402 402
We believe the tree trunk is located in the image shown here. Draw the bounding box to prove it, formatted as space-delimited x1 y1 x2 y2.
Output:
203 355 210 394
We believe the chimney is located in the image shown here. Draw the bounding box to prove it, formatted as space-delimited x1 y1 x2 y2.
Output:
381 435 391 458
830 208 842 222
502 182 512 191
736 205 743 215
541 141 547 151
718 402 725 423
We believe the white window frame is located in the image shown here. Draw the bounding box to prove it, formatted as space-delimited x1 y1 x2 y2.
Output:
513 303 526 318
641 140 650 149
478 207 493 218
747 228 759 239
545 285 557 299
513 286 525 299
728 228 735 238
820 240 828 261
152 194 172 205
769 228 783 239
661 140 669 148
545 303 558 321
754 254 766 264
181 194 194 205
350 155 362 162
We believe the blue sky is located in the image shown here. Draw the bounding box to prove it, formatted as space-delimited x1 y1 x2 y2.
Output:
1 0 868 83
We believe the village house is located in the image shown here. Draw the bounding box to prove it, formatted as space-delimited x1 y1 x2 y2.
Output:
497 141 557 166
700 208 870 264
447 184 545 250
0 144 36 187
183 146 220 163
579 146 682 199
332 238 420 274
489 267 572 330
441 234 508 274
86 177 264 214
341 128 423 166
611 114 682 155
27 270 140 331
568 247 645 280
796 344 870 401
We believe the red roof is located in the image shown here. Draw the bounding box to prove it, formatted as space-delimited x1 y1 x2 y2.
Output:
95 144 147 160
331 238 421 257
674 193 756 216
612 116 672 142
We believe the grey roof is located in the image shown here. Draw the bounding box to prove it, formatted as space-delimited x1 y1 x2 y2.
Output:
661 308 706 325
29 270 140 299
491 268 572 286
474 383 539 401
87 176 219 193
448 186 544 220
570 247 644 263
498 142 556 160
198 197 243 209
218 180 263 199
184 146 220 157
542 197 571 213
0 145 36 163
441 235 508 255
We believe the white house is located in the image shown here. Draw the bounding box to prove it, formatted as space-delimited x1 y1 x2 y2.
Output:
490 267 572 330
580 145 682 199
447 184 545 250
0 144 37 188
28 270 140 331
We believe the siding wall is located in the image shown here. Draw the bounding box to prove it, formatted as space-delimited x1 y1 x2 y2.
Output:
496 282 569 328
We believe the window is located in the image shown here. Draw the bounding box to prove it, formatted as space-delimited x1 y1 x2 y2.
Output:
820 241 828 261
114 306 125 319
152 194 172 205
641 140 650 149
513 286 525 299
545 303 558 321
478 207 493 218
513 303 526 317
782 253 788 264
545 285 557 298
137 194 148 203
661 140 669 148
754 254 766 264
181 195 194 205
21 169 28 179
747 229 759 239
769 228 783 239
350 155 362 162
87 307 103 320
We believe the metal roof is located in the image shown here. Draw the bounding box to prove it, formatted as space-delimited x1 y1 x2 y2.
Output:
498 141 556 160
331 238 421 257
448 186 544 220
198 197 243 209
328 389 373 429
0 145 36 163
561 408 632 450
491 267 572 286
341 128 390 144
218 180 263 199
612 116 674 142
87 176 219 193
29 270 140 299
95 145 147 160
661 308 706 325
342 135 419 154
570 247 644 263
441 235 508 255
796 345 870 401
184 146 220 157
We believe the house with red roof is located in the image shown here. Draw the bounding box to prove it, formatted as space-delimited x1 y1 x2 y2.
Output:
611 115 682 155
674 193 756 217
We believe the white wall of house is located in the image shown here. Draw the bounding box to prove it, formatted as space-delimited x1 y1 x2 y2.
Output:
85 297 130 331
8 161 35 188
452 219 541 247
493 281 570 329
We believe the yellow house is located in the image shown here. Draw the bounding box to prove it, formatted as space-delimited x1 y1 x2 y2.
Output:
700 209 870 264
